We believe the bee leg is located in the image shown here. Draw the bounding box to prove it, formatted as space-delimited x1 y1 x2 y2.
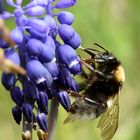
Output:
82 48 96 58
94 70 107 79
79 83 85 91
81 58 94 63
66 90 82 98
80 70 91 79
81 59 95 72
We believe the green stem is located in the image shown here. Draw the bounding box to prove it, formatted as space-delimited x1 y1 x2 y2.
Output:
47 98 59 140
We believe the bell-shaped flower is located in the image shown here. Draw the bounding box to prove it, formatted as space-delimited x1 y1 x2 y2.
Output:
45 35 56 50
55 0 76 9
58 24 75 42
57 90 71 111
12 105 22 125
22 103 33 123
67 33 81 49
24 0 48 9
7 0 16 7
16 15 28 26
46 82 58 99
58 66 72 88
27 18 49 33
38 46 55 63
16 0 22 6
1 73 16 90
44 15 56 30
44 61 59 79
70 78 79 92
37 91 48 114
26 38 44 56
23 80 38 104
36 113 48 132
26 28 45 40
4 49 20 65
10 28 23 44
26 60 53 88
69 60 82 75
57 44 82 74
58 11 74 25
10 86 24 106
25 6 45 17
1 11 14 19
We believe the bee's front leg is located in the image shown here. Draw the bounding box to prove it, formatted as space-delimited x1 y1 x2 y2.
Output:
66 90 82 98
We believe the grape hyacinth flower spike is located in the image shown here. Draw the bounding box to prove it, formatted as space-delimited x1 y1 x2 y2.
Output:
0 0 86 139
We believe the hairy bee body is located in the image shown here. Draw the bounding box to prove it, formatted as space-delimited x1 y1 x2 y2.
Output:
65 44 125 140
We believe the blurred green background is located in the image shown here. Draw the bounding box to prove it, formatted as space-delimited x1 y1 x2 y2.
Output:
0 0 140 140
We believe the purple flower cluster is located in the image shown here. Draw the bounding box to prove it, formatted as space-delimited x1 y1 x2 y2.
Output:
1 0 81 133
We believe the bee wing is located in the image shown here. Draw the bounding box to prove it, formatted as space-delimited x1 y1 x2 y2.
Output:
63 113 77 124
97 94 119 140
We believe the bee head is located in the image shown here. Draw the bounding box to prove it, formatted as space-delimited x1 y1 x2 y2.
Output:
83 43 121 70
95 52 120 66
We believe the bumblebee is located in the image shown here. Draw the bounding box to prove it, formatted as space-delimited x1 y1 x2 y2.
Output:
64 43 125 140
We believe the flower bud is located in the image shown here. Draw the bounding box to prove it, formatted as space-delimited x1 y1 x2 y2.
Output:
22 103 33 123
58 66 72 88
57 44 82 74
10 28 23 44
36 113 48 132
69 61 82 75
25 6 45 17
46 82 57 99
57 90 71 111
23 80 38 104
17 15 28 26
7 0 16 7
26 38 44 56
16 0 22 6
38 46 55 63
37 91 48 114
58 11 74 25
70 78 79 92
12 105 22 125
57 44 77 65
45 36 56 50
24 0 48 9
55 0 76 9
26 28 45 40
4 49 20 65
26 60 53 88
1 73 16 90
27 18 49 33
44 61 59 79
67 33 81 49
10 86 24 106
44 15 56 30
58 24 75 42
1 11 14 19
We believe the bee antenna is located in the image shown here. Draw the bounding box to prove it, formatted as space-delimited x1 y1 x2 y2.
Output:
94 43 109 53
86 48 100 53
